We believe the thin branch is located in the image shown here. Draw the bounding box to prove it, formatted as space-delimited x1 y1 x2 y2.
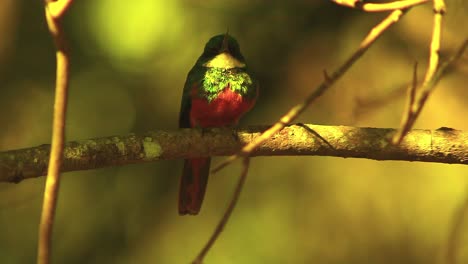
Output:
332 0 429 12
1 125 466 183
391 0 446 144
38 1 73 264
394 62 419 143
393 38 468 144
193 158 250 264
212 9 408 173
422 0 445 86
46 0 73 19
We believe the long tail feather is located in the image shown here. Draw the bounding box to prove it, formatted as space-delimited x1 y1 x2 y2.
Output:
178 157 211 215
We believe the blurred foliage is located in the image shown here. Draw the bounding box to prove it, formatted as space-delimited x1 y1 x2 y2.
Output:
0 0 467 263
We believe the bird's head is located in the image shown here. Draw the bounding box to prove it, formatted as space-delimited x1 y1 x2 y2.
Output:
198 33 246 69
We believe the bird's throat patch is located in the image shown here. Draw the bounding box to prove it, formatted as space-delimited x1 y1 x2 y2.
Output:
203 52 245 69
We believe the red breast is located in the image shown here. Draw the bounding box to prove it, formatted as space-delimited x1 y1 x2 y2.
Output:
190 85 256 127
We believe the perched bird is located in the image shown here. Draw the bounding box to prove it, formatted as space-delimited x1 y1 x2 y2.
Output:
178 33 258 215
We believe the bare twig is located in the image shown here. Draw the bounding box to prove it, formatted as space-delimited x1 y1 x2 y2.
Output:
212 9 408 173
332 0 428 12
392 38 468 145
37 1 73 264
45 0 73 18
192 158 251 264
392 0 446 144
395 62 419 139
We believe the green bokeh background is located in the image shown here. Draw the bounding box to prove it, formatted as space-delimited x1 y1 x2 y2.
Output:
0 1 467 263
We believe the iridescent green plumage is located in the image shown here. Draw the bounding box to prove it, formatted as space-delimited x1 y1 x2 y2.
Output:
199 67 256 102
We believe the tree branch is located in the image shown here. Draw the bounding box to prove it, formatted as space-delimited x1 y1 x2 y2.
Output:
1 124 466 183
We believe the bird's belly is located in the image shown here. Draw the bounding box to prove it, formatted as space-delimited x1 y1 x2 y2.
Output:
190 87 255 127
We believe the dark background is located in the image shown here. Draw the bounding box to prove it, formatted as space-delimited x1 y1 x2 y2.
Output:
0 0 467 263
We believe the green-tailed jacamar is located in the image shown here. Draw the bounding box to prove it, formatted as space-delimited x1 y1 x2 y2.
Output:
178 33 258 215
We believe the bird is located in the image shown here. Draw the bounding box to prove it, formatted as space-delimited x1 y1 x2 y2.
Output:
178 33 258 215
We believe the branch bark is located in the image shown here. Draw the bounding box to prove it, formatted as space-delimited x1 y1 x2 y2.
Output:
0 124 466 183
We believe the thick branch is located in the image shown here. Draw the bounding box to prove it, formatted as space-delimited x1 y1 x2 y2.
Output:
0 124 466 183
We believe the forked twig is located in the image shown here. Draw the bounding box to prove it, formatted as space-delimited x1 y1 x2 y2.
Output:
193 158 251 264
392 0 448 144
393 37 468 144
213 9 409 173
37 1 73 264
332 0 428 12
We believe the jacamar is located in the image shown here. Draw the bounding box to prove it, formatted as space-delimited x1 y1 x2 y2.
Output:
178 33 258 215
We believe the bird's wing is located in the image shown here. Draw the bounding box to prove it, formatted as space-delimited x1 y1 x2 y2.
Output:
179 65 205 128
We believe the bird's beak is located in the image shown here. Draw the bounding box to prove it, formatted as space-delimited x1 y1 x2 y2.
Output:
220 30 229 53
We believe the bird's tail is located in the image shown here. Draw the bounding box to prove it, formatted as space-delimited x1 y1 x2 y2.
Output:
178 157 211 215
